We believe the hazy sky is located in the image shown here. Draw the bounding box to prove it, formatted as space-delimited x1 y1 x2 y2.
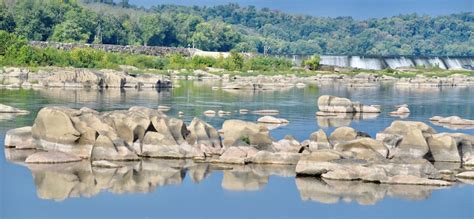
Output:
129 0 473 19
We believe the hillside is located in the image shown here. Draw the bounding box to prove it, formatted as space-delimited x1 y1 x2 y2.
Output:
0 0 472 56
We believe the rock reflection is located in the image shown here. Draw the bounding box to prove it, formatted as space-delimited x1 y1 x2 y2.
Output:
38 88 171 107
296 177 447 205
317 113 379 127
4 150 451 204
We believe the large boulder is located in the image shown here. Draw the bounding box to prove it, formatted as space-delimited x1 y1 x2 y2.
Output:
221 120 273 150
186 118 222 155
427 134 462 162
376 121 436 159
392 129 429 159
31 107 93 158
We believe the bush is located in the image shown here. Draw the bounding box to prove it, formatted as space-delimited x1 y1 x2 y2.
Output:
303 55 321 70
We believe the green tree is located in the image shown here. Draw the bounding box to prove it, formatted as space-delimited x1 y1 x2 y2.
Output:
303 55 321 70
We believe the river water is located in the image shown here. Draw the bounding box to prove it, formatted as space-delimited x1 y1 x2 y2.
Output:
1 80 473 218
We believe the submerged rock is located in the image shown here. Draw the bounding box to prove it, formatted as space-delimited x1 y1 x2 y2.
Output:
257 116 289 124
0 104 29 114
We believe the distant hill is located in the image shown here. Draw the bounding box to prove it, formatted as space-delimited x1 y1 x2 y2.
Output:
1 0 472 56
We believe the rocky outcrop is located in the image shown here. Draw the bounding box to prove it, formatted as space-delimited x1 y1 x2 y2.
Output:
0 67 172 89
317 95 381 113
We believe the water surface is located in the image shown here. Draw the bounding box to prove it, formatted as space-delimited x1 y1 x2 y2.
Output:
1 80 473 218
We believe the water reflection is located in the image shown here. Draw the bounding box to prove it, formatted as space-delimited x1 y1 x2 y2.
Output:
316 113 379 127
296 177 446 205
5 148 449 204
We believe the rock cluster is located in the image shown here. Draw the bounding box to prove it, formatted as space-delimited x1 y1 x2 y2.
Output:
317 95 381 113
5 106 303 166
5 108 474 187
395 74 474 87
0 67 172 89
296 121 474 186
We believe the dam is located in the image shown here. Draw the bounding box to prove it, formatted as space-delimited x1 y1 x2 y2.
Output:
318 55 474 70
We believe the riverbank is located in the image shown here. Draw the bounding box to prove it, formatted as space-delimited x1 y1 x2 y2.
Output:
1 66 473 90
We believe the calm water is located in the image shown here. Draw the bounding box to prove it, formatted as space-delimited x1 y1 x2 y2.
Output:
1 80 473 218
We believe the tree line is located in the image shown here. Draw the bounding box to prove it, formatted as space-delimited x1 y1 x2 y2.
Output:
0 30 293 72
0 0 472 56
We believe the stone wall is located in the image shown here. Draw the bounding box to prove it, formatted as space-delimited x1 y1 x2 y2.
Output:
29 41 196 57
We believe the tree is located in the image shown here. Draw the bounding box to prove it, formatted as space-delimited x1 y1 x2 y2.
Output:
191 21 241 51
303 55 321 70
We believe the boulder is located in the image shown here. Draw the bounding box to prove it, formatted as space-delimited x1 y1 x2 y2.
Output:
0 104 29 113
392 129 429 159
328 127 358 146
272 135 302 153
137 131 203 159
4 126 37 149
217 146 259 164
456 171 474 179
317 95 380 113
389 106 410 115
248 151 301 165
257 116 289 124
307 129 332 150
31 107 93 158
91 135 139 161
25 151 82 163
221 120 273 150
333 138 388 160
427 134 461 162
186 118 222 151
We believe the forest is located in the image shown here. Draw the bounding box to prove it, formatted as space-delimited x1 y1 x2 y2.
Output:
0 0 473 56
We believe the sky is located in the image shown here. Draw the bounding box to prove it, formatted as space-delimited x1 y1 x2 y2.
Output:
129 0 473 19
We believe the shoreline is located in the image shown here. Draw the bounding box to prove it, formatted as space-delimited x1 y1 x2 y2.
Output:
1 66 473 90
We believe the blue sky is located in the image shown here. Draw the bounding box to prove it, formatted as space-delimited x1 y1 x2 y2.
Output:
129 0 473 19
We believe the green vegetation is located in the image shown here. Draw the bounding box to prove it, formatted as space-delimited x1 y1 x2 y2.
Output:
303 55 321 70
0 30 292 72
0 0 472 56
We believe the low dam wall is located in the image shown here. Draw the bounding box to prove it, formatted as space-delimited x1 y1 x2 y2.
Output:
319 55 474 70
